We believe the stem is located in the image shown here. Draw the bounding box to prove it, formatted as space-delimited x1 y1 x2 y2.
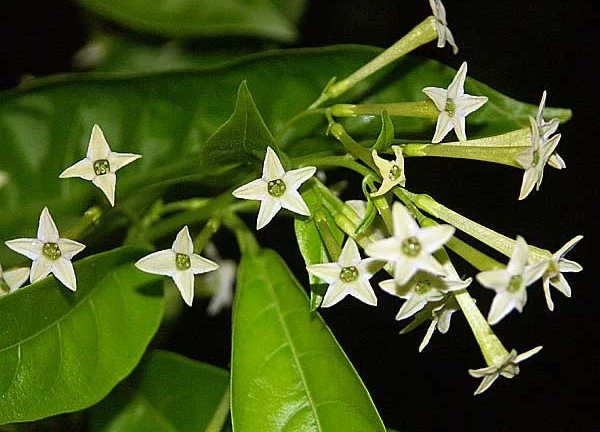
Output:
222 212 259 256
291 154 373 178
314 209 342 260
63 206 103 240
193 217 221 254
331 101 439 118
402 144 526 168
328 122 376 170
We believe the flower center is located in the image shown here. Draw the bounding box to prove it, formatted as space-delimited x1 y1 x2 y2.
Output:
401 236 422 257
267 179 286 197
532 150 540 167
175 253 191 270
507 274 523 293
93 159 111 176
415 279 432 294
444 98 456 116
42 242 62 260
388 164 402 181
339 266 359 283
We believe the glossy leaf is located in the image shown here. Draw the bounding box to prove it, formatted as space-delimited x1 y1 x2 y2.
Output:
0 46 571 263
231 248 385 431
90 350 229 432
0 247 163 424
76 0 298 42
198 80 278 181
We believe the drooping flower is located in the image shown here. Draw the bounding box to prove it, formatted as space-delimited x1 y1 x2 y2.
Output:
428 0 459 54
306 237 381 307
535 235 584 311
371 145 406 196
135 226 219 306
516 116 561 200
380 269 470 321
365 202 454 285
5 207 85 291
422 62 488 143
469 346 543 395
59 124 142 206
476 236 547 325
534 91 565 170
0 264 30 295
232 146 316 230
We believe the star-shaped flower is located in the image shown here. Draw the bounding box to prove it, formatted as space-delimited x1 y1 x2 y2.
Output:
534 91 565 170
476 236 547 325
232 146 316 230
306 237 381 307
0 264 30 295
422 62 488 143
515 116 561 200
428 0 458 54
365 202 454 285
135 226 219 306
5 207 85 291
537 235 583 311
380 270 470 321
371 146 406 196
468 346 542 395
59 124 142 206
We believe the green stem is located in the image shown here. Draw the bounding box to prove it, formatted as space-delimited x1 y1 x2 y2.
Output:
63 206 103 240
331 101 439 118
292 154 373 178
193 218 221 254
222 212 259 256
328 122 376 170
314 209 342 260
402 144 526 167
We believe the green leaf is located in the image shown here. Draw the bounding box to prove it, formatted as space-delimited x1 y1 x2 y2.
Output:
198 80 278 182
0 46 571 263
0 247 163 424
90 350 229 432
75 0 298 42
231 248 385 431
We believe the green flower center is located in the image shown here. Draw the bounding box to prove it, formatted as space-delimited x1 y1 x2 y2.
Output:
444 98 456 116
507 274 523 293
42 242 62 260
415 279 432 294
267 179 286 197
532 150 540 167
388 164 402 181
339 266 359 283
401 236 422 257
93 159 111 176
175 253 191 270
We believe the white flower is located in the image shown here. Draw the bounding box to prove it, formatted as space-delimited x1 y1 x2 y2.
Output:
468 346 542 395
476 236 547 325
371 146 406 196
59 124 142 206
0 264 30 295
380 270 470 321
428 0 458 54
135 226 219 306
4 207 85 291
534 91 565 170
232 146 316 230
201 243 236 316
306 237 380 307
516 116 561 200
422 62 488 143
536 235 584 311
365 202 455 285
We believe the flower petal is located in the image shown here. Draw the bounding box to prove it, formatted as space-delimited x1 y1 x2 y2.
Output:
256 196 282 230
422 87 448 112
395 294 427 320
30 257 53 283
3 267 31 292
172 226 194 255
321 281 349 308
52 257 78 291
4 238 43 260
283 166 316 190
431 111 454 143
108 151 142 172
38 207 60 242
280 189 310 216
418 224 455 254
232 178 267 201
172 270 195 306
306 263 341 284
391 202 420 239
487 292 517 325
135 250 177 276
87 124 112 160
349 279 378 306
263 147 285 180
59 158 95 181
189 254 219 275
338 238 361 266
92 172 117 206
58 238 86 260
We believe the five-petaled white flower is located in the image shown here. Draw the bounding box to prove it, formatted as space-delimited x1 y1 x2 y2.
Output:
422 62 488 143
380 270 470 321
371 146 406 196
59 124 142 206
468 346 542 395
535 235 583 311
232 146 316 230
135 226 219 307
476 236 547 325
516 116 561 200
5 207 85 291
0 263 30 295
428 0 458 54
534 91 565 170
306 237 381 307
365 202 455 285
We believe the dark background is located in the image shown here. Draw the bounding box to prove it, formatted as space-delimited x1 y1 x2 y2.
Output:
1 1 598 431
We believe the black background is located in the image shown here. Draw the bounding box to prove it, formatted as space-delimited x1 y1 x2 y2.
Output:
1 1 598 431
